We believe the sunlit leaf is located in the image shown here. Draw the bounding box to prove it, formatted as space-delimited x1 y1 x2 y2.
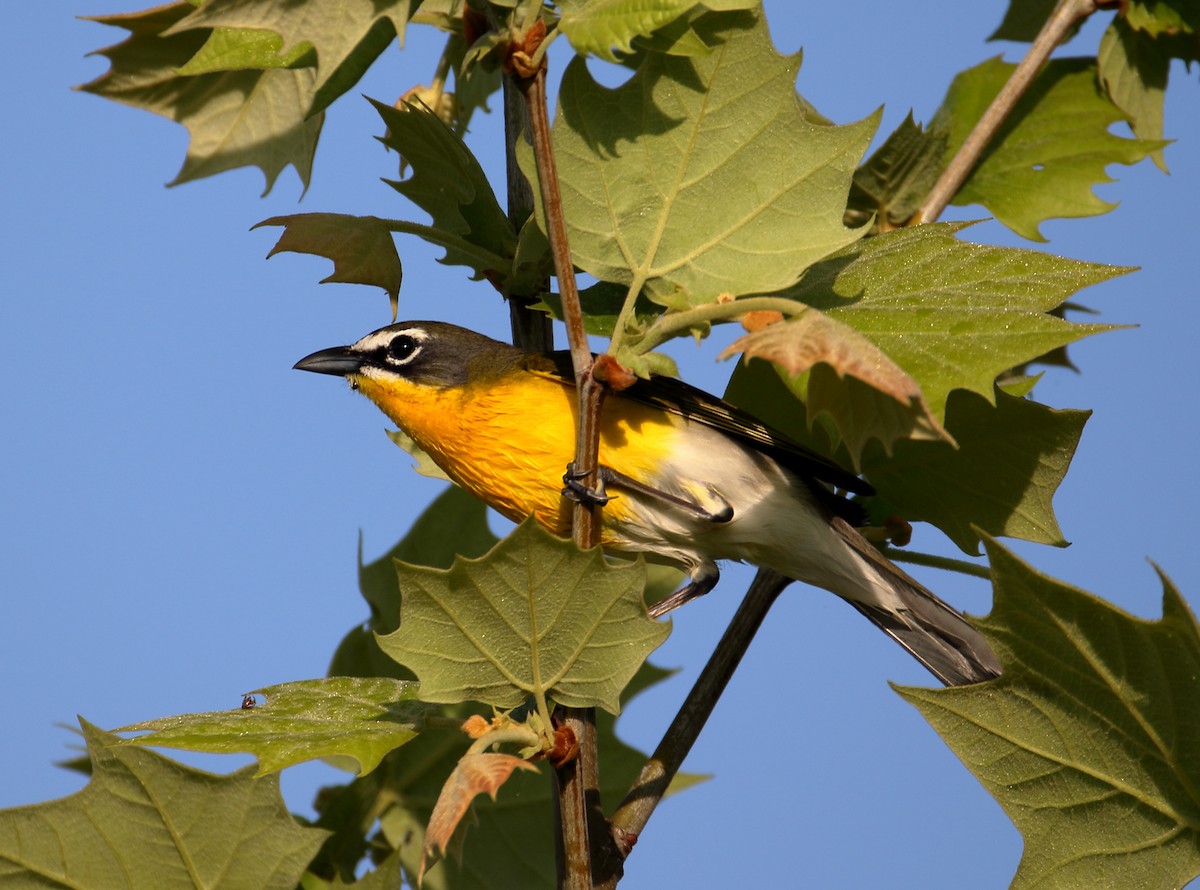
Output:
378 519 668 714
115 678 428 776
1099 17 1171 170
0 722 326 888
936 57 1165 240
558 0 699 60
900 540 1200 889
547 8 874 318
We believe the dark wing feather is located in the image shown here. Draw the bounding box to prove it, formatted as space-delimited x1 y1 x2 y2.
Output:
531 352 873 497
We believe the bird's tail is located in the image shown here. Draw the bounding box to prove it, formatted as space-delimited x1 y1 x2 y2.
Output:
831 518 1002 687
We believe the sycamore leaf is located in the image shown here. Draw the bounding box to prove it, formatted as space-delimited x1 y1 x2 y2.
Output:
114 678 428 776
374 100 517 283
782 222 1124 420
169 0 417 114
0 721 326 888
936 57 1165 241
79 3 322 193
419 754 540 880
377 519 668 714
257 213 403 313
719 311 949 465
300 853 403 889
899 540 1200 890
1099 17 1171 170
329 487 497 682
862 388 1088 553
844 111 949 232
1125 0 1200 39
547 7 874 317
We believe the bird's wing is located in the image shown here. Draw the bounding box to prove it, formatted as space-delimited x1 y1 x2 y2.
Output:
527 352 873 497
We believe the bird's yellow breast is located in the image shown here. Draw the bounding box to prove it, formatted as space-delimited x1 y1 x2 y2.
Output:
354 368 680 539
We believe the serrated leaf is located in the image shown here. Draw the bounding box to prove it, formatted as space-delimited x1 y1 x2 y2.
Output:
378 519 668 714
330 486 497 681
719 311 949 465
1099 18 1171 170
0 721 326 888
862 388 1088 554
547 8 874 319
257 213 403 312
845 112 949 232
898 540 1200 890
169 0 417 113
115 678 429 776
1126 0 1200 38
935 56 1165 240
558 0 701 61
374 99 517 283
782 222 1124 420
79 4 322 193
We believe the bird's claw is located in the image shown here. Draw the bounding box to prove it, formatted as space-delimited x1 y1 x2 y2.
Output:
561 462 610 506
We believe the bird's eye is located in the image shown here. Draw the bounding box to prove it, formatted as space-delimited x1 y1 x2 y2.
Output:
387 335 420 364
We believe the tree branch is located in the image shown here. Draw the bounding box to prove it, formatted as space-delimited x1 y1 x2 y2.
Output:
604 569 790 869
913 0 1102 225
519 47 617 890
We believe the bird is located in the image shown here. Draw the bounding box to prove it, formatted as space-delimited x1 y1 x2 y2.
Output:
295 320 1001 686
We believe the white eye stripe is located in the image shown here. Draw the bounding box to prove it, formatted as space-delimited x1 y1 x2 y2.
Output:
352 326 429 352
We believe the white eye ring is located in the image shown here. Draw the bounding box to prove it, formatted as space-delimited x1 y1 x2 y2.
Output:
385 334 423 365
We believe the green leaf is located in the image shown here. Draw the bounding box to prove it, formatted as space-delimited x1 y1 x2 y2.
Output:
1125 0 1200 38
176 26 316 73
256 213 403 313
558 0 703 61
374 100 517 283
864 388 1088 553
899 540 1200 890
935 57 1166 240
547 8 875 321
378 519 668 714
845 112 949 232
1099 18 1171 170
330 486 497 681
0 721 326 888
782 222 1124 420
114 678 428 776
79 3 323 193
169 0 418 114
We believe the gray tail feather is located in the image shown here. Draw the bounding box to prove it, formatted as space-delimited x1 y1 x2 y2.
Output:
831 518 1002 687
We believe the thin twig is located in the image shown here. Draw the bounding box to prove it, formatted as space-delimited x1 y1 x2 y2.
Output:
520 48 616 890
913 0 1101 225
603 569 791 870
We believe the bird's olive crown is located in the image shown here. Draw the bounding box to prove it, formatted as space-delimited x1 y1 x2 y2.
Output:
350 321 527 388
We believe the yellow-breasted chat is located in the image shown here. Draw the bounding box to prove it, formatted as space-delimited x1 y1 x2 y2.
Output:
295 321 1001 686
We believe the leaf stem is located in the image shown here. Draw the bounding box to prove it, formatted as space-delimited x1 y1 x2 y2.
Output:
636 297 811 355
913 0 1102 224
603 569 790 875
881 547 991 580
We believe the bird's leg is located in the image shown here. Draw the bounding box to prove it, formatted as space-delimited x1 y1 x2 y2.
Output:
648 566 720 619
581 465 735 523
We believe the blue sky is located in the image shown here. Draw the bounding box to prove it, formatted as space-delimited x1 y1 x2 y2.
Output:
3 3 1198 887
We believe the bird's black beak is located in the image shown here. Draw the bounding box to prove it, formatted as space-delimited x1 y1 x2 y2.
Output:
293 346 364 376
